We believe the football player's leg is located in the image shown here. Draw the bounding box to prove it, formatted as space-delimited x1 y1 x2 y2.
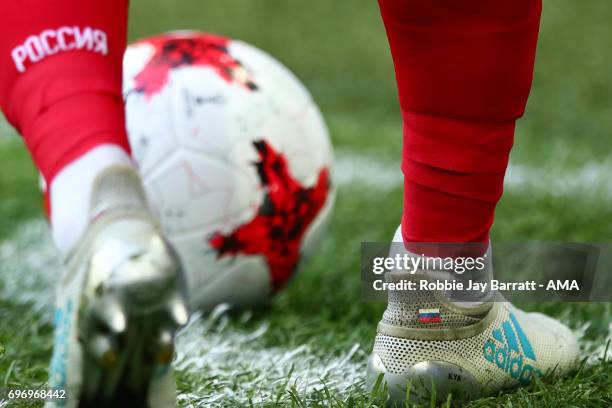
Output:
0 0 131 253
0 2 187 406
379 0 542 249
368 0 579 403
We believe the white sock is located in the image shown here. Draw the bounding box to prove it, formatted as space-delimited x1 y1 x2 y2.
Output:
49 145 133 254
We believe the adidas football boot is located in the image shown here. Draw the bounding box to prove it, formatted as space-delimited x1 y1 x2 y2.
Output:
367 227 580 405
46 166 189 408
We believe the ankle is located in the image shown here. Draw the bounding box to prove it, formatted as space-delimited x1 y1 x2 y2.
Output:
49 145 134 253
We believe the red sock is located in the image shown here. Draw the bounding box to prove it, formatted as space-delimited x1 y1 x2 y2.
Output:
378 0 542 251
0 0 134 252
0 0 130 185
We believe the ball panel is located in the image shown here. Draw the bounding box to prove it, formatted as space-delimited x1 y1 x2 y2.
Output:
124 84 178 177
168 67 234 158
171 231 272 311
143 149 260 236
229 40 313 109
279 103 334 187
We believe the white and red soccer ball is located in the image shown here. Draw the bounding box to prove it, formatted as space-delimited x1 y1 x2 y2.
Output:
122 32 335 311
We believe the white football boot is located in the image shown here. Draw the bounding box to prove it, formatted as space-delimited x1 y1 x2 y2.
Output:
47 166 189 408
367 227 580 405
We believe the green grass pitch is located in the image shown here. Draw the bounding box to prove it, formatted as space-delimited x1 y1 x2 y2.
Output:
0 1 611 406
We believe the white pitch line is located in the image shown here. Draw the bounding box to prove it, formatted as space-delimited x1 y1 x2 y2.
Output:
175 306 365 406
1 219 610 398
334 151 612 199
334 152 403 192
0 221 366 405
0 220 58 319
0 136 610 197
0 150 610 403
573 319 612 365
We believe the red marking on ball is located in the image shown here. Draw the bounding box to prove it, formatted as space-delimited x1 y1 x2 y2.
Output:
209 141 330 289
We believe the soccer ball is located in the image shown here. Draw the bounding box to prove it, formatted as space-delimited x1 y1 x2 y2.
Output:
122 32 335 311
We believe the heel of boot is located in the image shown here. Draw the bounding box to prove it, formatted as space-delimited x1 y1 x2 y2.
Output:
367 353 482 405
